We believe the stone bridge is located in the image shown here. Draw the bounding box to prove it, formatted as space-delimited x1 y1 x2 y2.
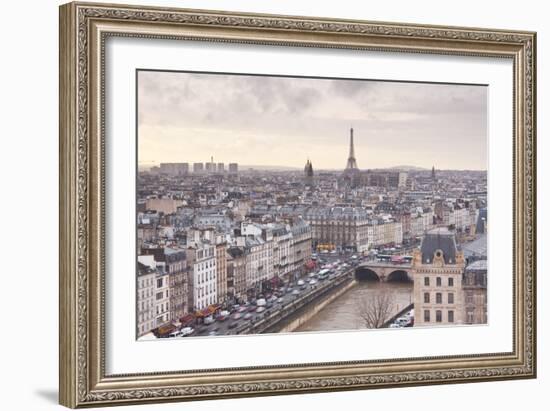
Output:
355 262 413 282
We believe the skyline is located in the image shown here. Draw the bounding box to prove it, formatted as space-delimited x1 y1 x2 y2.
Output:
138 71 488 170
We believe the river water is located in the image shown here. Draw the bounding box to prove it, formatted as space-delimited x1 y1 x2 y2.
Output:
295 281 413 332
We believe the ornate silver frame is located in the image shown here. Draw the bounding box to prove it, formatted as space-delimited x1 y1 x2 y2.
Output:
59 1 537 408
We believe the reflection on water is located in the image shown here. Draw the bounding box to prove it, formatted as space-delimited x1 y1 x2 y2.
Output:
295 281 413 332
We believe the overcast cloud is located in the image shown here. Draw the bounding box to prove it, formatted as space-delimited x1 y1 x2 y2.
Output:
138 70 487 170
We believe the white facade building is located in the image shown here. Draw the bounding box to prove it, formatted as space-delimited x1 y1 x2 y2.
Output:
186 243 217 311
136 263 155 337
154 271 170 328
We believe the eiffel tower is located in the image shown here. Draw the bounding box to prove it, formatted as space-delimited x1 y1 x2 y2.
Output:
345 127 359 171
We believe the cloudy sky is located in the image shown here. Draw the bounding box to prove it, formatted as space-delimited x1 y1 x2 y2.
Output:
137 70 487 170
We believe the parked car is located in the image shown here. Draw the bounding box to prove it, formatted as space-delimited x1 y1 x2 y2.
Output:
243 313 253 320
232 313 242 320
204 316 215 325
179 326 194 337
255 298 267 307
256 306 266 313
228 321 239 329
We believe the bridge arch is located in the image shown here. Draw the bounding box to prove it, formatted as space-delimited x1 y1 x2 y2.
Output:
387 269 412 283
355 267 381 282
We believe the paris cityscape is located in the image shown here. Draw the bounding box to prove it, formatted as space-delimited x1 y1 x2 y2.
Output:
136 71 488 339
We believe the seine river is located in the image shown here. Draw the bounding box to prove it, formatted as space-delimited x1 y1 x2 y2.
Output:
295 281 413 332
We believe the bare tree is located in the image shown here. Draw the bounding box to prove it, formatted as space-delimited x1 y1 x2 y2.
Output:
358 290 396 328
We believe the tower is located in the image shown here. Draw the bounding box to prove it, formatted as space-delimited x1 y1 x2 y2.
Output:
345 127 359 171
431 165 436 180
304 159 314 187
342 127 361 188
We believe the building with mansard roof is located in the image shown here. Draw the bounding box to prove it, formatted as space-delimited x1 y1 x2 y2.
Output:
412 227 466 326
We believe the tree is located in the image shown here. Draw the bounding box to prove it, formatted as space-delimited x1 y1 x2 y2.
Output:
358 290 396 328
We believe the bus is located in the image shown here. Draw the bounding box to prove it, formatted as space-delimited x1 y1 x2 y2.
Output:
376 254 392 262
387 255 413 264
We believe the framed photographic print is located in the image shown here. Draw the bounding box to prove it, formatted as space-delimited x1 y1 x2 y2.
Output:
59 1 537 408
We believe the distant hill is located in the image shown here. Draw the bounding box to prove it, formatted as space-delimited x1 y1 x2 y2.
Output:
388 165 428 171
241 165 301 171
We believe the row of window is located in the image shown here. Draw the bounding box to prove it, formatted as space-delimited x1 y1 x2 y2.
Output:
466 310 488 324
139 321 154 335
197 295 216 309
156 314 167 326
138 312 153 323
197 260 215 271
197 284 216 298
156 303 168 315
197 248 215 259
424 276 455 287
249 251 273 261
156 290 168 301
465 292 487 304
424 309 454 323
424 292 454 304
138 277 153 289
139 289 153 300
197 269 216 284
139 301 153 312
